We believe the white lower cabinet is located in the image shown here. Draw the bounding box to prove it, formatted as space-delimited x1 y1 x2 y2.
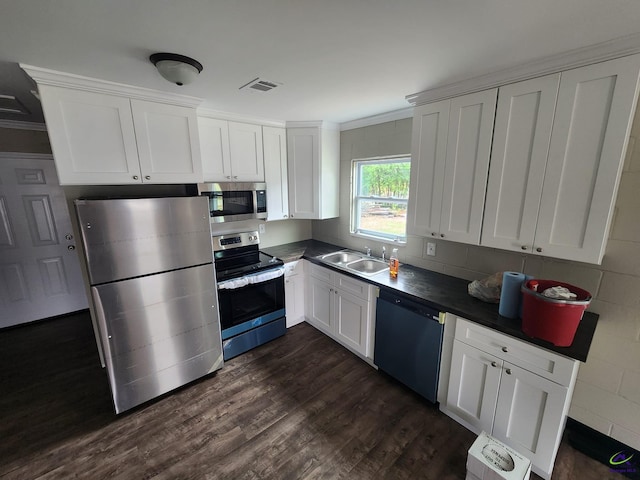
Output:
441 317 579 480
305 263 376 359
284 260 305 327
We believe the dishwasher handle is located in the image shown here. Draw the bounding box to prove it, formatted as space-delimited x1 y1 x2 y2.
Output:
378 290 440 322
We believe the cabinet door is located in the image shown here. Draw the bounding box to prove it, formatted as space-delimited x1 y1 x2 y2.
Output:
38 85 141 185
334 289 370 357
407 100 449 237
199 117 231 181
227 122 264 181
493 362 568 478
131 100 202 183
285 273 306 328
447 340 502 434
305 276 333 335
535 55 640 263
263 126 290 221
440 89 497 244
287 127 319 219
482 75 560 252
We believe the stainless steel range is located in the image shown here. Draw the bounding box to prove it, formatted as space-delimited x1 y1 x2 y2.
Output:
212 231 286 360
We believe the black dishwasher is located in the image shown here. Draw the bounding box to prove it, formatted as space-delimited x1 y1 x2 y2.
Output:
374 288 444 403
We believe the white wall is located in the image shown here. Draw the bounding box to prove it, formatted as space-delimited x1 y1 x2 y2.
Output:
312 114 640 450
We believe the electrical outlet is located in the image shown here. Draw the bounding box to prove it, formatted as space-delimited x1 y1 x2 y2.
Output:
426 242 436 256
258 223 266 234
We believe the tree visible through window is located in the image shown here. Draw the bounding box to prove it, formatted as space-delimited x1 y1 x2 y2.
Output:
352 156 411 242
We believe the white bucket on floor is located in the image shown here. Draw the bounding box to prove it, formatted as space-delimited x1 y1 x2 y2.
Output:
466 432 531 480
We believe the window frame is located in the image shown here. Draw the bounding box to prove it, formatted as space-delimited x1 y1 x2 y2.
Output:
350 154 411 244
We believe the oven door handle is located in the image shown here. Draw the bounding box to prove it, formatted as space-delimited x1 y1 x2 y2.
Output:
217 266 285 290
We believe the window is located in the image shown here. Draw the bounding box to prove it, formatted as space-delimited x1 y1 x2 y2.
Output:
351 156 411 243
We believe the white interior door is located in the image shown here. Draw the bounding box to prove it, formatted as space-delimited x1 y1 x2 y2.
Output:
0 153 87 327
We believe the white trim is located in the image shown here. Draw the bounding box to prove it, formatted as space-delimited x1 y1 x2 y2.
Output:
340 107 413 131
0 152 54 160
197 107 285 127
20 64 203 108
406 32 640 106
0 119 47 131
285 120 339 130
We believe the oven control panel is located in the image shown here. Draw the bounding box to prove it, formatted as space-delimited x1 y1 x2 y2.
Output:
213 231 260 252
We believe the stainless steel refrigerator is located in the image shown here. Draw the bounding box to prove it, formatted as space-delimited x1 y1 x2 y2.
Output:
75 196 223 414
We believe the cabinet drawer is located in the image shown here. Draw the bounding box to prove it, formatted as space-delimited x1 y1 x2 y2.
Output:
308 262 333 283
454 318 577 386
284 260 305 277
335 272 370 300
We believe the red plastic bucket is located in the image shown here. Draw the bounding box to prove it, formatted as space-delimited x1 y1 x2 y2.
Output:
521 280 591 346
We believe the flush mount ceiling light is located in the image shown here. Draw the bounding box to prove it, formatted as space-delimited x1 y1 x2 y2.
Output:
149 53 203 86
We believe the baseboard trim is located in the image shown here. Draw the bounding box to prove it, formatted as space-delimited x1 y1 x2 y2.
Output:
565 417 639 479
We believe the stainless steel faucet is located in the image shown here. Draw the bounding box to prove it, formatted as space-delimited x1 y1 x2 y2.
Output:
381 246 386 261
365 246 371 256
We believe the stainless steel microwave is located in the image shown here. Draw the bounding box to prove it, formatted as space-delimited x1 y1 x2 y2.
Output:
197 182 267 223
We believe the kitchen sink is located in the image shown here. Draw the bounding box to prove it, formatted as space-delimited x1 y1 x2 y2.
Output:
321 251 363 265
317 250 390 276
345 258 389 275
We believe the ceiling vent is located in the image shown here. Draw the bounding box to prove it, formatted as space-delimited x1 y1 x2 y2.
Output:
239 78 281 92
0 94 29 115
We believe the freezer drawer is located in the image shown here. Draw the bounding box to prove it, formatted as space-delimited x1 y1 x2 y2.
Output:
92 264 222 413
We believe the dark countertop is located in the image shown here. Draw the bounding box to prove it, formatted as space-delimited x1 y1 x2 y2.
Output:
263 239 598 363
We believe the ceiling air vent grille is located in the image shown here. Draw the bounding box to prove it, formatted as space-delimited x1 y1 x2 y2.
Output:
239 78 281 92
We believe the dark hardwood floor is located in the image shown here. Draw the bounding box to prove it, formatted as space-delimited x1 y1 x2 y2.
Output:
0 313 622 479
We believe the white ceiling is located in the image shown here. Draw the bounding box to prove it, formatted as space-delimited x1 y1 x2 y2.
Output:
2 1 640 125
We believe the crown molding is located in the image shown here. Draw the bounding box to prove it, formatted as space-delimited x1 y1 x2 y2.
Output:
196 107 285 127
20 64 203 108
285 120 339 130
339 107 413 131
0 152 53 161
0 119 47 131
407 32 640 106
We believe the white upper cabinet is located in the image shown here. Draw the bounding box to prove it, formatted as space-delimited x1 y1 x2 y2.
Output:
286 122 340 220
263 126 290 221
407 89 497 244
198 117 231 181
535 55 640 263
131 100 202 183
38 85 143 185
32 78 202 185
481 74 560 252
407 100 449 237
199 119 265 182
482 55 640 263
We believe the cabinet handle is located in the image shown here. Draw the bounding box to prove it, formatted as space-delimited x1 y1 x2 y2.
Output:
505 368 512 375
329 288 333 292
491 361 498 368
226 176 231 179
234 176 238 179
290 215 294 218
502 346 508 353
521 245 528 251
67 245 76 251
431 232 437 236
335 290 338 295
536 247 543 253
133 175 139 180
440 234 445 238
284 215 288 218
145 175 151 180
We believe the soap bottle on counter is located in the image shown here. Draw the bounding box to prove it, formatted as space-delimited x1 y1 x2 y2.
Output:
389 248 399 278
